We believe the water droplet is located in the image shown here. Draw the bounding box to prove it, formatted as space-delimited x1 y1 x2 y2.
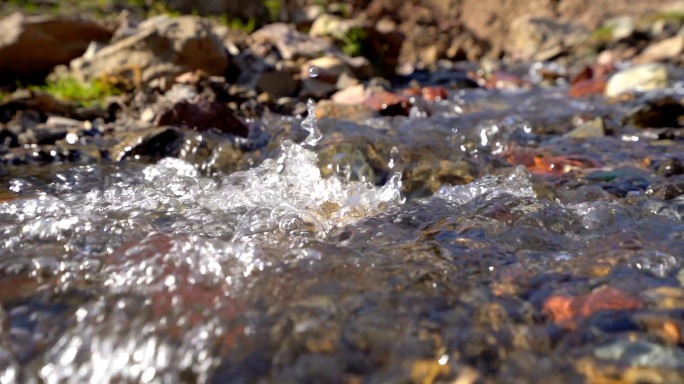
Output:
308 66 320 78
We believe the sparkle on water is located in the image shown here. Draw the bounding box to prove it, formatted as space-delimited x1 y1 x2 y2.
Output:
0 106 405 383
2 85 684 383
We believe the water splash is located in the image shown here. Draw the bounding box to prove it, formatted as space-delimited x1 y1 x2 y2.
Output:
435 165 536 205
301 99 322 147
0 106 406 383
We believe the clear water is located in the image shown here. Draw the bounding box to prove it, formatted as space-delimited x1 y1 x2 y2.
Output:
2 87 684 383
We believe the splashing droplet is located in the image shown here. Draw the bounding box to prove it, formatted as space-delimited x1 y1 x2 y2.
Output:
388 146 403 174
301 99 322 147
308 66 320 78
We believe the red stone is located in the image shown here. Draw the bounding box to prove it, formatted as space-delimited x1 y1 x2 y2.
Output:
363 90 411 116
543 286 643 329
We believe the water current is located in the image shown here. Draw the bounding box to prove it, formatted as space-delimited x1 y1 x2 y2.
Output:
1 86 684 383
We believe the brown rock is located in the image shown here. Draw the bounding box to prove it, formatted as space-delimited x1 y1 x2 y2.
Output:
250 23 333 61
256 71 300 97
0 13 112 81
0 90 77 123
569 77 607 98
401 86 448 102
624 96 684 129
156 99 249 137
635 35 684 64
250 23 373 78
461 0 676 58
366 0 486 70
112 127 185 161
543 286 643 329
363 90 411 116
315 100 374 122
331 84 369 105
301 56 353 84
70 16 228 87
508 16 588 61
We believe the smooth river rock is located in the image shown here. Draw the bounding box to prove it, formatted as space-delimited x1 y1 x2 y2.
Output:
70 16 229 88
605 63 669 97
0 13 112 81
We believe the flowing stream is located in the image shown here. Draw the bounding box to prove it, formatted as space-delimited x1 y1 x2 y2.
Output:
2 85 684 383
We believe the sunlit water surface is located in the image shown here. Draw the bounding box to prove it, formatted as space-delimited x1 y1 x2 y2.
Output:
2 91 684 383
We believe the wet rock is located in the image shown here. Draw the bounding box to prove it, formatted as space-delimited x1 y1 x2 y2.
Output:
633 313 683 344
605 63 669 97
1 144 101 165
480 71 528 90
509 16 588 61
624 96 684 128
585 167 652 197
652 157 684 177
577 356 684 384
568 64 612 98
155 99 249 137
111 127 185 161
569 77 607 98
594 339 684 368
401 86 448 102
642 286 684 310
18 124 69 146
505 148 600 177
315 100 374 122
70 16 228 88
0 13 112 81
567 117 605 138
363 90 411 116
410 359 451 384
543 286 643 329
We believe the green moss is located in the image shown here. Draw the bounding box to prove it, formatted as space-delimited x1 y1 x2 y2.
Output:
220 15 256 33
340 27 367 57
34 76 120 106
590 25 615 43
263 0 282 21
653 11 684 24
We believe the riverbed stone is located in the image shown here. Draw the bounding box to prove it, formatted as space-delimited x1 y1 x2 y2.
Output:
508 16 588 61
605 63 669 97
155 99 249 137
256 70 300 97
635 35 684 64
567 117 605 138
315 100 374 121
0 13 112 81
69 16 229 88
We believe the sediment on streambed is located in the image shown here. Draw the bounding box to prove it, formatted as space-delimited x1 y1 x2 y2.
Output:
2 1 684 383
